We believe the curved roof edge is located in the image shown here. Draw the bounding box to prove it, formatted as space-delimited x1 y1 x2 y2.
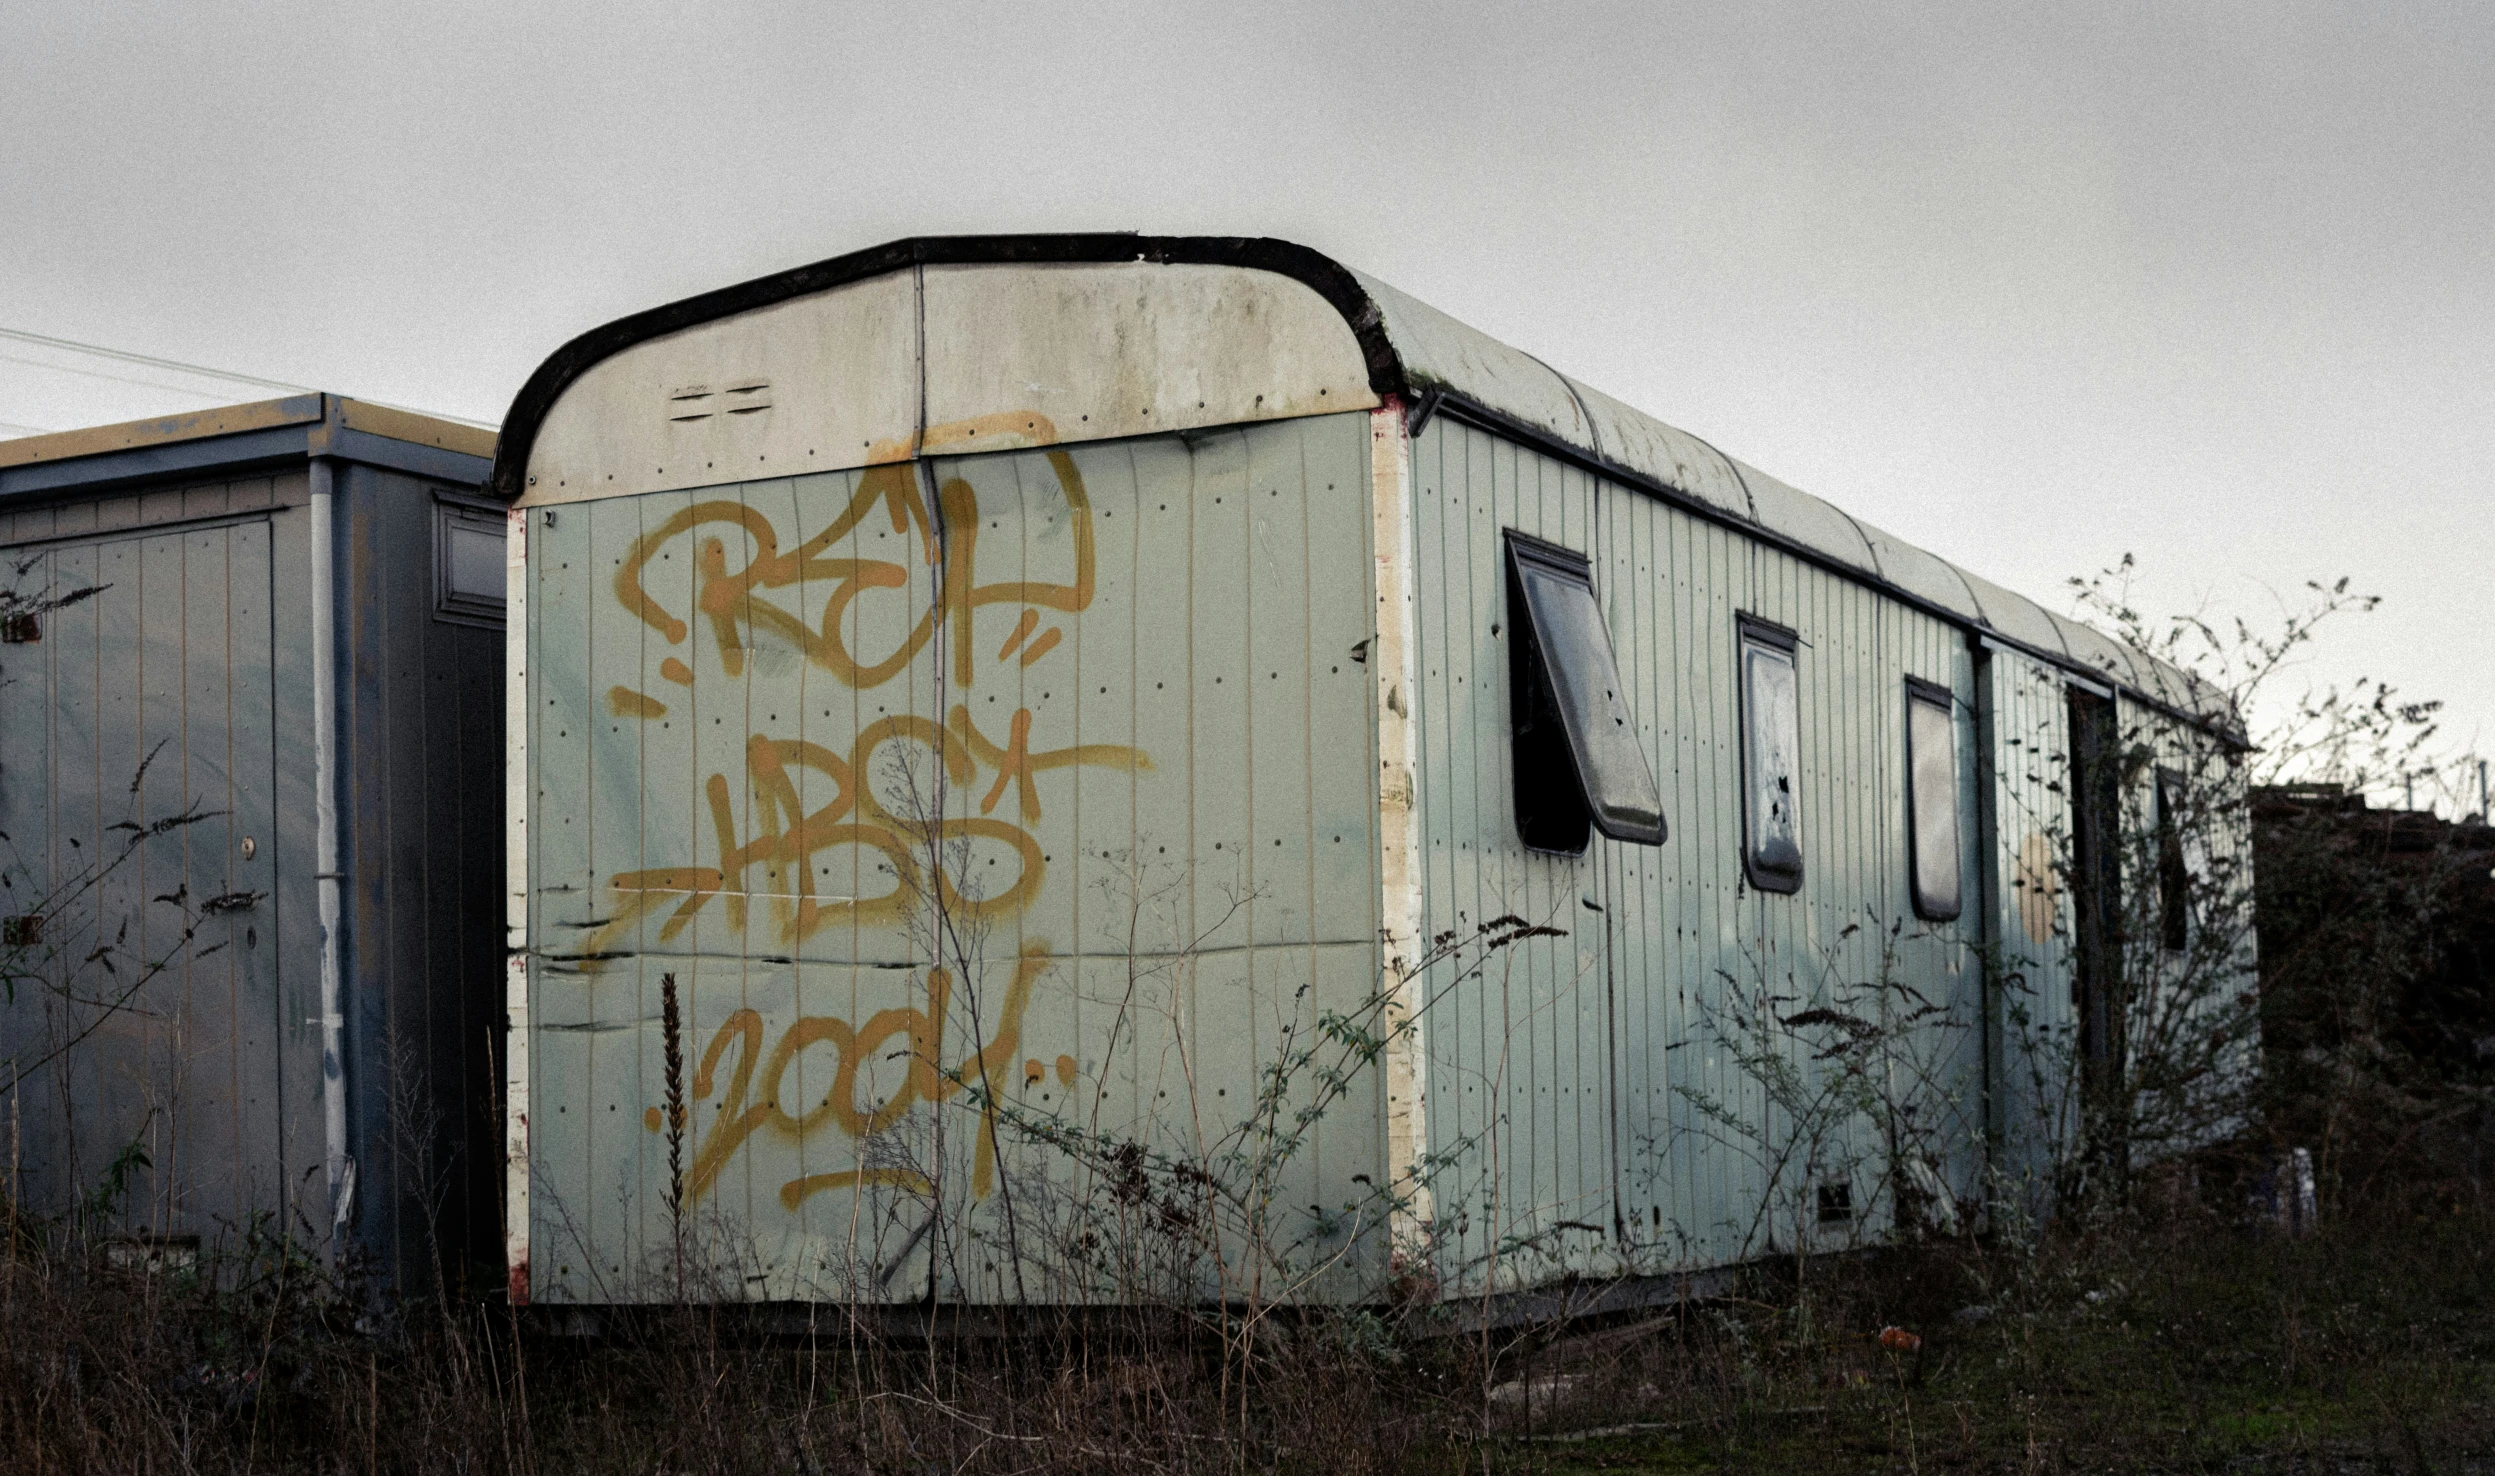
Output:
489 232 2239 741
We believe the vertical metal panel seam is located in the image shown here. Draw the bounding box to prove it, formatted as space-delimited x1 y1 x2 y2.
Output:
308 456 354 1249
501 497 530 1303
1368 399 1432 1265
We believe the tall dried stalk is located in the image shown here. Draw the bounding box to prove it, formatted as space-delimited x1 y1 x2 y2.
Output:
661 971 687 1305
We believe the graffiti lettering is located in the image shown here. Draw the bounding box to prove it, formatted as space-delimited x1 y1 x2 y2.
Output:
574 417 1150 965
567 416 1150 1211
647 944 1055 1205
610 421 1096 691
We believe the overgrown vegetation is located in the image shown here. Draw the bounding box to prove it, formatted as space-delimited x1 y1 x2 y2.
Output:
6 561 2492 1472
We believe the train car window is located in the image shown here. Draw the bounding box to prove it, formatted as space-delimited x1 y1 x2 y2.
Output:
1906 679 1964 920
2157 768 2190 952
1739 616 1803 892
1505 531 1666 852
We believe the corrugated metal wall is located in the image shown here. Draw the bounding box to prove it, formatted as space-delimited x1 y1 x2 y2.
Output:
1978 647 2079 1202
0 495 294 1248
518 397 2254 1306
337 465 507 1291
2113 693 2261 1157
1 460 504 1292
1404 419 1988 1294
522 412 1384 1304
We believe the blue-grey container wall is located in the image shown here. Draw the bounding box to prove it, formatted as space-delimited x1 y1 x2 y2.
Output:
0 398 504 1292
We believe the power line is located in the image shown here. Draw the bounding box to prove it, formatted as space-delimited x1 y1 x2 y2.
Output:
0 324 309 395
0 323 498 434
0 350 266 404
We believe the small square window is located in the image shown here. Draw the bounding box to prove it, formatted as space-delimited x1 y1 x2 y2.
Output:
1504 530 1665 853
435 497 506 626
1739 616 1802 892
1907 678 1963 921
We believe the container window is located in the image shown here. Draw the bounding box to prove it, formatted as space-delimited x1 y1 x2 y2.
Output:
435 498 506 626
2156 768 2190 952
1505 531 1666 853
1906 679 1963 921
1739 616 1802 892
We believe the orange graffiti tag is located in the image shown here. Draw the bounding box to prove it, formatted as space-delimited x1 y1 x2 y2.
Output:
610 422 1096 691
657 944 1058 1208
575 710 1144 962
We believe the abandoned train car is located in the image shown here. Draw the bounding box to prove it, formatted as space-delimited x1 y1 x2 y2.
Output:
489 234 2253 1308
0 397 507 1292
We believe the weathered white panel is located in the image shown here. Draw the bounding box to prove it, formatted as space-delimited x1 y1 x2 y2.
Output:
1353 271 1593 447
525 274 921 508
1956 568 2073 658
921 262 1374 455
1566 377 1753 522
524 264 1376 510
2047 611 2143 690
1852 515 1986 623
1735 460 1878 576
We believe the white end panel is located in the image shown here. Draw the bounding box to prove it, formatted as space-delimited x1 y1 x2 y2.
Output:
524 273 921 506
920 262 1375 451
521 262 1376 509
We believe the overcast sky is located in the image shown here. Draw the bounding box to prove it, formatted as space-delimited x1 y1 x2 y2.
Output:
5 2 2486 798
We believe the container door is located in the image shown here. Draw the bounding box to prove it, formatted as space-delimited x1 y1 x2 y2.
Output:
1590 503 1673 1260
2065 686 2125 1178
0 521 282 1248
1978 648 2081 1209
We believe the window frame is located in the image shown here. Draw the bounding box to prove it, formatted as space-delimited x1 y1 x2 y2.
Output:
1503 529 1667 854
434 492 508 628
2155 766 2191 953
1904 676 1965 922
1737 613 1803 894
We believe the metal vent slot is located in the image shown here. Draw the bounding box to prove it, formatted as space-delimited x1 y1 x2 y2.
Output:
667 385 713 422
722 379 772 414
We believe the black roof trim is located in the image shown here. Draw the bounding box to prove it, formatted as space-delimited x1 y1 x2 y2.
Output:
1430 390 2247 748
486 233 1407 502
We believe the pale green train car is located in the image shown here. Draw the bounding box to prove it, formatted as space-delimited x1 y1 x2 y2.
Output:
488 236 2252 1309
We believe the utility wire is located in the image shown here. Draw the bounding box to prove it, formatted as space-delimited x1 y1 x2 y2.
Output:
0 323 497 433
0 323 310 395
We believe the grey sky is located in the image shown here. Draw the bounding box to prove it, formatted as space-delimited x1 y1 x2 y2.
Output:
6 2 2487 789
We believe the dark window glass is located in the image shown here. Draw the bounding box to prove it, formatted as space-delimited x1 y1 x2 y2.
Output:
2157 768 2190 952
435 498 507 626
1907 681 1963 921
1505 531 1666 852
1740 618 1802 892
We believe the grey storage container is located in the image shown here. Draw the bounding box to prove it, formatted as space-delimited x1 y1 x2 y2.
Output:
0 395 505 1293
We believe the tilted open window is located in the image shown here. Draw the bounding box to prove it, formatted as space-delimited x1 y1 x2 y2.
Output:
1505 530 1666 853
1739 615 1802 893
1906 678 1964 921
